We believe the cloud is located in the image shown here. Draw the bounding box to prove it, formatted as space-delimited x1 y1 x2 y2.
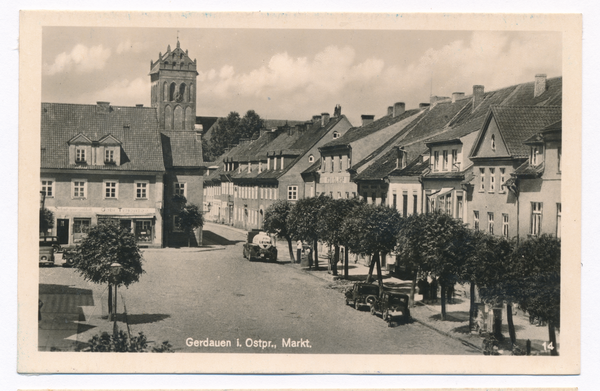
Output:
44 44 112 75
116 39 151 54
84 77 151 106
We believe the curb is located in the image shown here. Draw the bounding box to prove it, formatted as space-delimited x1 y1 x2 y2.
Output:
410 316 482 353
142 246 226 253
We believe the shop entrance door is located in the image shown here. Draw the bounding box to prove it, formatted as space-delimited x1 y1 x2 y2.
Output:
135 220 153 243
57 219 69 245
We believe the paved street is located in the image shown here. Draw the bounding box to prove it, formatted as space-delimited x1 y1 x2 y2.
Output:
39 222 479 354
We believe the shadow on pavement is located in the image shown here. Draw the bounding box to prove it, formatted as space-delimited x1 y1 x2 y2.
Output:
122 313 171 325
39 283 95 299
202 230 244 246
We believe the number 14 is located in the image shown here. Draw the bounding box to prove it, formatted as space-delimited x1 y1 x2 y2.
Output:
542 341 555 351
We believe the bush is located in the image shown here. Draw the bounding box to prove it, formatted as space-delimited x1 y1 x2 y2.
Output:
82 331 174 353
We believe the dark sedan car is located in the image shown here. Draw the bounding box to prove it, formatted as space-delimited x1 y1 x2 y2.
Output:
345 282 380 309
370 290 410 324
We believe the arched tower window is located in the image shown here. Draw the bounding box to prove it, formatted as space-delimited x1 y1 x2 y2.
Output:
179 83 187 102
174 106 184 130
190 83 194 102
164 105 174 130
163 82 168 101
169 82 177 101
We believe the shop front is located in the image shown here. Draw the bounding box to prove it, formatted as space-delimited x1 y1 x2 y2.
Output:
48 206 163 248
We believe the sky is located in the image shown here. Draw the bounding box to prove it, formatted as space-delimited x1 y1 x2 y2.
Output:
42 27 562 127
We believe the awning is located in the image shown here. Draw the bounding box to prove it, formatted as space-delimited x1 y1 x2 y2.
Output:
428 187 454 198
97 214 156 219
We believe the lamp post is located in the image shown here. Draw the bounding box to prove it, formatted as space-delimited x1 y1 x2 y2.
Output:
110 262 122 339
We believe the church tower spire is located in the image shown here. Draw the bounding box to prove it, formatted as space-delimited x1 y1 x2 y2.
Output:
149 40 198 131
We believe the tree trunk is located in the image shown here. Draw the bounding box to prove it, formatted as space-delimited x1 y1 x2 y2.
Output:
108 283 113 316
344 247 349 278
409 272 417 307
493 308 503 340
548 321 559 356
469 282 476 331
332 245 339 276
440 281 447 321
286 236 295 262
366 254 376 283
375 252 383 293
187 231 191 247
506 303 517 345
313 239 319 270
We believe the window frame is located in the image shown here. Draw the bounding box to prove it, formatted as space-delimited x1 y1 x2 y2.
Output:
487 212 494 235
433 151 439 171
103 180 119 199
41 179 54 198
174 182 187 198
451 149 458 171
479 168 485 192
73 218 91 234
473 210 480 230
531 202 543 236
499 168 506 193
134 180 149 200
502 213 509 238
75 147 86 163
491 134 496 151
442 150 448 171
71 179 87 199
489 168 495 193
287 185 298 201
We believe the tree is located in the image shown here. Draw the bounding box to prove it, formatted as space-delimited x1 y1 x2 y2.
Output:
39 207 54 236
202 110 263 161
287 195 329 269
72 220 144 315
263 200 295 262
396 212 429 307
177 204 204 247
237 110 263 140
510 234 561 355
340 204 402 291
400 211 468 320
318 197 364 277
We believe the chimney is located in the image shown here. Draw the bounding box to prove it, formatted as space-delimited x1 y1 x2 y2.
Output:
387 106 394 116
321 113 330 126
419 103 430 110
312 115 322 123
452 92 465 103
361 115 375 126
295 123 306 133
136 103 143 108
534 74 547 98
333 104 342 117
393 102 405 117
395 146 406 169
96 101 111 114
472 85 485 111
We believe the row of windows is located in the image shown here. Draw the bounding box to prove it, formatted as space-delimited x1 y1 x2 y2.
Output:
472 202 561 238
432 149 459 172
73 146 119 165
479 167 507 193
321 155 351 173
235 185 278 200
40 180 185 200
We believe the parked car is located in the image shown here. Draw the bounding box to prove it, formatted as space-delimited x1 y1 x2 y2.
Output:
61 247 78 267
370 290 411 324
345 282 380 309
39 236 59 267
243 230 278 262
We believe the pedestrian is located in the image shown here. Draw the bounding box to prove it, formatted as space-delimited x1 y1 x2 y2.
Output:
296 240 302 265
306 246 313 270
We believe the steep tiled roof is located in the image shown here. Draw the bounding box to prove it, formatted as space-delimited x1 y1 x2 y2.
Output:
161 132 203 168
41 103 165 172
487 106 562 158
321 109 420 149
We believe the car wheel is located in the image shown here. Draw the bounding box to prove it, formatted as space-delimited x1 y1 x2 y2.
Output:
384 310 390 321
370 305 376 316
365 295 376 306
353 301 357 310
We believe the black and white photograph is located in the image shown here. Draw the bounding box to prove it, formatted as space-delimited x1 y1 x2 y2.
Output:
18 11 581 374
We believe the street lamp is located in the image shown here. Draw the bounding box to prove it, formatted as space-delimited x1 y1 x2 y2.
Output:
110 262 122 339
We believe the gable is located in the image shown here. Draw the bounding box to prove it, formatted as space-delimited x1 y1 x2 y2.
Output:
471 115 509 158
98 134 122 146
67 133 92 145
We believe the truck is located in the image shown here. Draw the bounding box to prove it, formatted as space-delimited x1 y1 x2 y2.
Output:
243 230 278 262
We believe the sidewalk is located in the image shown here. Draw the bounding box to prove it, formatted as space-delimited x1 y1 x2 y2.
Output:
286 256 558 356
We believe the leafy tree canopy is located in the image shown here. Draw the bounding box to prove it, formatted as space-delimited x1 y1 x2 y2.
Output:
318 197 365 247
40 207 54 234
340 203 402 256
203 110 263 161
287 195 330 243
72 220 144 287
177 203 204 234
263 200 293 239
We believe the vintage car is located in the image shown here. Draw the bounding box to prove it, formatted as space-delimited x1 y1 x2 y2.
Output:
39 236 59 266
344 282 380 309
61 247 78 267
243 230 278 262
370 290 411 324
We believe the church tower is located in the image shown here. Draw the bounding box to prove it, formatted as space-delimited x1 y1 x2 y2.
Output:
150 40 198 131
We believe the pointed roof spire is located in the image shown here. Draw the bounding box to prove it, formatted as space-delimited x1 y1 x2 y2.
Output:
177 30 180 48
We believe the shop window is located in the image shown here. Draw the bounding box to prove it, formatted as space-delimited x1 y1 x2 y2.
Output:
72 179 87 199
73 218 91 234
135 181 149 199
41 179 54 198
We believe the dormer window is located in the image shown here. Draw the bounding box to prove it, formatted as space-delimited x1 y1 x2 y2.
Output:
308 154 314 163
530 146 543 165
333 131 340 139
105 149 115 164
491 134 496 151
76 148 86 163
